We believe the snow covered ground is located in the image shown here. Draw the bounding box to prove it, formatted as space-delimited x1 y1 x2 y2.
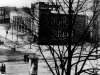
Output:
0 60 51 75
0 25 99 75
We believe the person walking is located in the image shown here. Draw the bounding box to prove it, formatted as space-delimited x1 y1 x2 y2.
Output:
24 53 29 62
24 53 27 62
1 63 6 74
26 54 29 62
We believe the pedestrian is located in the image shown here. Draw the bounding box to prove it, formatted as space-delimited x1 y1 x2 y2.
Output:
24 53 27 62
1 63 6 74
26 54 29 62
3 64 6 73
24 53 29 62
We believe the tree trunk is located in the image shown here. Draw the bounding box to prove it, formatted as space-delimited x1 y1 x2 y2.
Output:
66 1 73 75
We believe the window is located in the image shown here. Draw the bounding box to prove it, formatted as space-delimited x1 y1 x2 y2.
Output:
0 11 1 15
1 11 4 15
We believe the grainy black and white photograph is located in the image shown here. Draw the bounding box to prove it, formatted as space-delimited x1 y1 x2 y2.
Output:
0 0 99 75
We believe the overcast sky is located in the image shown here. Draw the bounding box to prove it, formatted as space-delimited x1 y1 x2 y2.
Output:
0 0 38 7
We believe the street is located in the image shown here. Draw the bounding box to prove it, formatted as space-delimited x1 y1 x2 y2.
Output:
0 47 51 75
0 60 51 75
0 61 29 75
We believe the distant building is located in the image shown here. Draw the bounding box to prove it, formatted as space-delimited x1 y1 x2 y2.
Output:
0 7 34 44
0 7 33 35
0 7 11 30
31 2 87 45
10 8 33 35
92 0 100 43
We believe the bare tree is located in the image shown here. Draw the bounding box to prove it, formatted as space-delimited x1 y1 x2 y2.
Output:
8 0 100 75
35 0 100 75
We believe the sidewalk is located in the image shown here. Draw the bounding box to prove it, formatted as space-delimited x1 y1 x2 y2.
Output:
0 60 51 75
0 61 29 75
0 47 51 75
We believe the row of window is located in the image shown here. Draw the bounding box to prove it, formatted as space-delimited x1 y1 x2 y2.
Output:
13 16 33 33
0 16 4 20
50 29 79 39
0 15 9 19
0 16 10 23
0 10 10 24
0 10 10 17
0 11 4 15
13 16 31 25
50 18 68 26
50 29 68 38
14 25 29 33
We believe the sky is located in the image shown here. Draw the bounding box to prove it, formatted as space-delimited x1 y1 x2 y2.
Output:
0 0 39 8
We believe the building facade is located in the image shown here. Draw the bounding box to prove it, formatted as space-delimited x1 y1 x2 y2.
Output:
0 7 11 30
0 7 34 44
10 8 33 34
31 2 87 45
0 7 33 33
92 0 100 43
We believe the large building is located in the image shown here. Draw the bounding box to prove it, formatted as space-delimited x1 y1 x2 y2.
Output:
0 7 11 30
0 7 34 44
31 2 87 45
0 3 88 45
89 0 100 43
0 7 33 31
10 8 33 35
